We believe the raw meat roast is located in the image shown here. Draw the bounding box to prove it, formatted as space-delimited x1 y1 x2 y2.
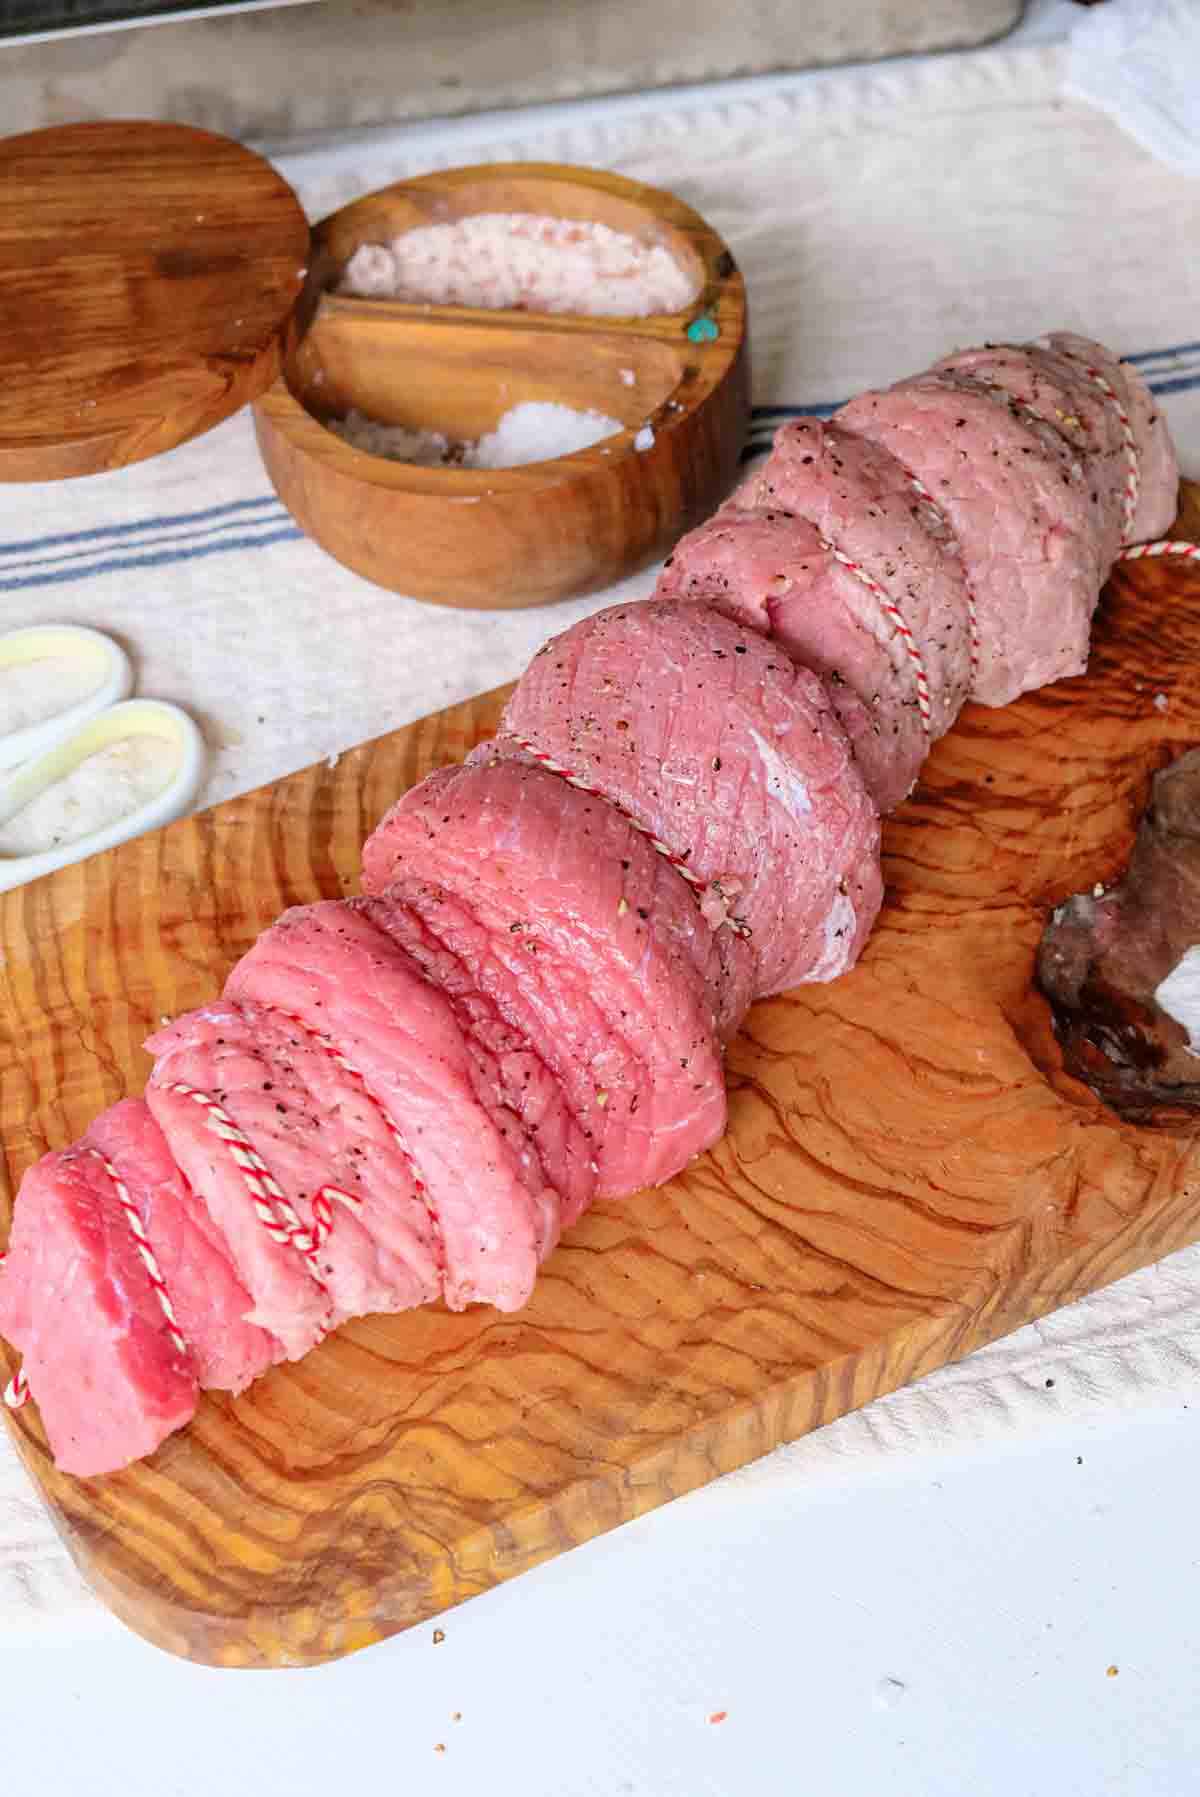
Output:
0 333 1180 1475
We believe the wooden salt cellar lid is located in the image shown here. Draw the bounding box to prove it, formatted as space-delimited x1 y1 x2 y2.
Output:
254 163 749 608
0 120 310 481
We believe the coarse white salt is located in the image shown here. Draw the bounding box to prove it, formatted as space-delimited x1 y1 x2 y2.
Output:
0 736 173 857
619 368 636 387
1154 693 1170 712
331 401 625 469
633 425 655 452
339 213 699 318
473 403 624 467
0 656 104 738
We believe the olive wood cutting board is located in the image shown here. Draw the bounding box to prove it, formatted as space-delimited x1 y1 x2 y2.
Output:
2 481 1199 1668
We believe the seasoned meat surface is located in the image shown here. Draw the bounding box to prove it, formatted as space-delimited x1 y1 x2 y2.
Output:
499 596 882 996
88 1098 280 1394
0 328 1180 1477
836 376 1103 707
657 503 926 809
362 757 753 1193
227 898 557 1311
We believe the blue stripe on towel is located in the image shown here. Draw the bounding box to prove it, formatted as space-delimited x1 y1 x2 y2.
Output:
1143 373 1200 398
0 495 289 562
0 526 305 593
8 508 297 577
1125 341 1200 365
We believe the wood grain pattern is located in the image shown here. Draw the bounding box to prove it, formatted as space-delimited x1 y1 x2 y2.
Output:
0 121 310 481
252 164 749 608
2 486 1199 1668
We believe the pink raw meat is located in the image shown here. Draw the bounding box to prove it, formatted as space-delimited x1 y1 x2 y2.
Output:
0 1145 197 1476
656 503 926 808
933 336 1177 549
351 899 599 1227
499 596 882 996
147 1000 445 1335
146 1011 332 1359
738 419 975 734
836 375 1103 707
1042 333 1177 542
930 341 1129 570
226 899 559 1310
88 1099 280 1393
361 757 754 1194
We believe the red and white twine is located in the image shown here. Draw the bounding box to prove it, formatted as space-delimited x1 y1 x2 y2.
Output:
509 736 753 934
903 471 983 692
1 1243 25 1409
0 1048 397 1411
2 1147 192 1410
85 1148 190 1358
1057 353 1199 570
818 537 933 737
162 1081 339 1335
4 356 1198 1425
1055 351 1141 547
1118 540 1200 566
268 1009 445 1274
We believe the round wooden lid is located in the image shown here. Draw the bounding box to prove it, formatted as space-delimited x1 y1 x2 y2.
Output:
0 120 310 482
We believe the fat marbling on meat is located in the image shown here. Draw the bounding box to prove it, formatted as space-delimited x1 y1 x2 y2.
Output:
498 596 882 996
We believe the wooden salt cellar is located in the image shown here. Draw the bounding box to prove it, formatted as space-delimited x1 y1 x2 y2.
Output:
0 124 749 607
254 163 749 607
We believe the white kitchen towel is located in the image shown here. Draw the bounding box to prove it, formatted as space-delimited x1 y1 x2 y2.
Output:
4 34 1200 1629
1067 0 1200 179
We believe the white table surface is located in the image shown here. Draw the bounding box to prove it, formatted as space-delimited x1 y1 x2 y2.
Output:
6 1391 1197 1797
6 5 1200 1790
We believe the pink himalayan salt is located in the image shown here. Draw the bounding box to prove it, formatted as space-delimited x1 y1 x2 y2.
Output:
339 213 698 318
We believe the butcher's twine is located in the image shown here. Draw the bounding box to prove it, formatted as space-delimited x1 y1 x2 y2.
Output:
802 438 982 704
83 1149 190 1359
1061 352 1198 569
0 362 1196 1429
903 473 983 692
0 1252 21 1410
162 1082 337 1337
0 1248 23 1409
1119 540 1200 564
508 737 754 936
1062 353 1142 546
0 1144 194 1410
270 1006 447 1276
818 539 934 736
